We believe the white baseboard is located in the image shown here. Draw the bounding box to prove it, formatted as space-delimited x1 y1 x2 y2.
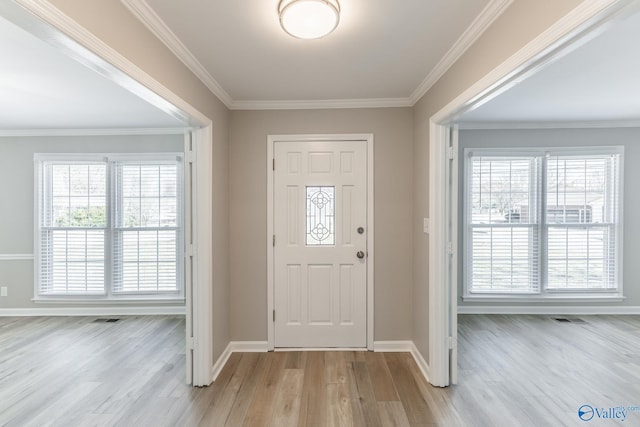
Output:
228 341 269 352
210 341 269 382
0 254 34 261
373 340 414 352
211 342 233 382
410 342 431 384
0 306 186 316
457 305 640 315
373 340 431 383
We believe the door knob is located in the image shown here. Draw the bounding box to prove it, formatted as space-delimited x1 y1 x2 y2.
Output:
356 251 365 259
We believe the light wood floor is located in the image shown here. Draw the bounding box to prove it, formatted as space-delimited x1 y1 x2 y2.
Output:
1 315 639 426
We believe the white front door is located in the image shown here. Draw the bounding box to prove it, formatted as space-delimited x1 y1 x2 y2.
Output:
273 140 367 348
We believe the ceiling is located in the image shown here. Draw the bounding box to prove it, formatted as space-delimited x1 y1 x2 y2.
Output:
458 5 640 125
3 0 640 130
134 0 494 107
0 13 186 130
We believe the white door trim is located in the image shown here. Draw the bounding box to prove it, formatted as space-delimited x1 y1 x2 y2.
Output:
427 123 450 387
13 0 215 386
449 126 459 386
267 134 374 351
183 132 193 385
426 0 624 387
191 126 214 385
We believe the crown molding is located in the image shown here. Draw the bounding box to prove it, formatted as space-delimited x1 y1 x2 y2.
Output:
121 0 510 110
121 0 233 109
0 128 187 137
231 97 412 111
431 0 621 125
15 0 208 127
458 119 640 130
409 0 514 105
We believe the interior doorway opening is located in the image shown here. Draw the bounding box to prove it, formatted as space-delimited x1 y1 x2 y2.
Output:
1 1 215 386
428 0 634 387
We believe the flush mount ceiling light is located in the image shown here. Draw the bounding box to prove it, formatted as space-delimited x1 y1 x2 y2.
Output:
278 0 340 40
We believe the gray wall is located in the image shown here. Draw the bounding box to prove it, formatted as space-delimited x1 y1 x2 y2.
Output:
0 133 184 309
22 0 590 367
46 0 232 362
458 127 640 308
411 0 583 362
229 108 414 342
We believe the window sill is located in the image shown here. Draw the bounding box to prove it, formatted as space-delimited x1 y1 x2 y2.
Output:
462 294 625 303
33 297 185 305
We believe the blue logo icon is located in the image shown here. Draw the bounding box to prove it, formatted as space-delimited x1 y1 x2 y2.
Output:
579 405 595 421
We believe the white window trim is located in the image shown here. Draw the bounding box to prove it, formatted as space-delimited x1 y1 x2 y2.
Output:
463 146 624 301
33 152 185 302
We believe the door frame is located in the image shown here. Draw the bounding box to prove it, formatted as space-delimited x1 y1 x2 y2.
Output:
13 0 215 386
267 134 374 351
427 0 626 387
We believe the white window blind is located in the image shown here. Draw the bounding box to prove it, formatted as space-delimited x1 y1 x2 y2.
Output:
39 162 107 295
465 147 622 298
35 154 183 299
113 162 182 293
546 153 620 290
467 155 541 293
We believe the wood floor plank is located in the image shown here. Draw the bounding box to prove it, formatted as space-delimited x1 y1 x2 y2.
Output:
225 352 268 426
404 356 466 427
173 355 240 427
385 353 435 425
285 351 307 369
349 361 383 427
297 351 327 427
325 351 347 384
326 383 353 427
2 315 640 426
354 351 367 363
173 352 242 426
341 361 364 426
242 352 287 427
365 351 400 401
24 381 101 427
199 352 262 426
377 401 411 427
270 368 304 427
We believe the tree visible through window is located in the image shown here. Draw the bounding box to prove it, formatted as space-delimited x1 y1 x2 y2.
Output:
465 147 622 297
36 154 183 299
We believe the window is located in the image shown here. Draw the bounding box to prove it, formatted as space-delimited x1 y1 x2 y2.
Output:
306 186 335 245
464 147 622 299
35 154 183 300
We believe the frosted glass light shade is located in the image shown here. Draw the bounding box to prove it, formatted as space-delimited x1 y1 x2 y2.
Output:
279 0 340 39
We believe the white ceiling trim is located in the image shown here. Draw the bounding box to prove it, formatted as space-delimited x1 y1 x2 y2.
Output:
121 0 233 108
0 128 188 137
458 119 640 130
231 97 412 110
121 0 513 110
432 0 621 126
18 0 210 128
409 0 514 105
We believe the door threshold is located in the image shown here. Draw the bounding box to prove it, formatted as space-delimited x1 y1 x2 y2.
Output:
274 347 369 352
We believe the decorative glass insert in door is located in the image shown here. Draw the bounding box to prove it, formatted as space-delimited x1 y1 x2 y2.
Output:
306 186 335 245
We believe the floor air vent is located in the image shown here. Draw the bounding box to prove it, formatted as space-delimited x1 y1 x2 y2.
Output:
554 317 586 324
93 318 120 323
